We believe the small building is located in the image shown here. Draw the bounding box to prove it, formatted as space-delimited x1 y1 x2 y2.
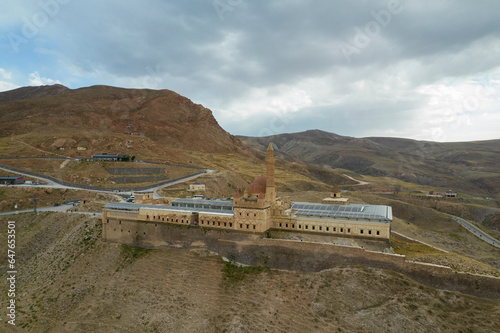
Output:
445 190 457 198
0 176 24 185
134 191 155 205
189 182 206 192
92 154 125 161
322 184 349 205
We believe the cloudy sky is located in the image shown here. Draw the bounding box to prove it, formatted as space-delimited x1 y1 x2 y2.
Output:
1 0 499 142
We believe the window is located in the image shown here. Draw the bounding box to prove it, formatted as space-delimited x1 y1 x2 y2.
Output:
292 224 295 228
246 225 249 229
229 223 233 227
347 228 350 233
181 219 184 223
213 221 215 225
286 224 288 228
119 221 122 224
299 225 302 229
334 227 336 232
312 226 315 230
319 226 322 231
254 214 256 217
360 229 364 234
376 231 380 235
305 225 309 230
279 223 282 227
253 225 255 230
240 224 243 228
176 219 178 222
167 217 169 221
224 222 227 227
340 228 343 232
326 227 329 231
368 230 372 235
147 215 149 219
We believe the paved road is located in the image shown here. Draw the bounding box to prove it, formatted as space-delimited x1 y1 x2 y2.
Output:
0 166 65 187
449 215 500 249
152 169 214 198
0 165 212 197
342 174 371 186
0 203 102 218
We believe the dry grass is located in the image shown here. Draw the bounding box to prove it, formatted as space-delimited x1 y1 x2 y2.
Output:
0 187 121 212
1 213 499 332
390 234 500 276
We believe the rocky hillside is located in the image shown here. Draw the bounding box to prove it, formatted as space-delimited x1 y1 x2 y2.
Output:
240 130 500 200
1 212 499 332
0 84 242 156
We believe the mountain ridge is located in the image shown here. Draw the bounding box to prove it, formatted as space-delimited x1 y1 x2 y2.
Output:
239 130 500 199
0 84 243 155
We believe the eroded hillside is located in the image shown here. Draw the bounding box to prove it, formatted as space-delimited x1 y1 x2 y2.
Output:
1 213 499 332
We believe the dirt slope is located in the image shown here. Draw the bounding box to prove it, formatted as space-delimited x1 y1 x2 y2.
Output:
0 84 242 154
1 213 499 332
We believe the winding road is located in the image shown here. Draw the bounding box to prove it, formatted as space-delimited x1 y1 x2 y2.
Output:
342 174 371 186
0 164 212 196
449 215 500 249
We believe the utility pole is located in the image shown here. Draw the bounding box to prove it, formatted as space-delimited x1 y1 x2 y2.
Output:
127 120 131 135
33 193 38 214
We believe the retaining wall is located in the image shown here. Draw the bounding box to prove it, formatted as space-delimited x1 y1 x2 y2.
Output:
107 167 165 175
103 219 500 300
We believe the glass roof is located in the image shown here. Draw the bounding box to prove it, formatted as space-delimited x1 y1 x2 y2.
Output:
291 202 392 221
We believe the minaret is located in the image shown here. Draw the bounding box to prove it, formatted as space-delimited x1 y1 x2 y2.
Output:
265 143 276 204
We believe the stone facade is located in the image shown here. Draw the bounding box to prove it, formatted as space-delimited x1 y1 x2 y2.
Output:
103 143 392 240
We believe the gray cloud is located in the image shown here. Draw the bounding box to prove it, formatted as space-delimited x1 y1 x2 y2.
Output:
1 0 500 141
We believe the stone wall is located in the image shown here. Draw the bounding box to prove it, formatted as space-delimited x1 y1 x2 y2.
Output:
107 167 165 175
102 220 500 300
109 175 169 184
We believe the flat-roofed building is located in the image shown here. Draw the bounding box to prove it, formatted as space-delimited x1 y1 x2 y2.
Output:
0 176 24 185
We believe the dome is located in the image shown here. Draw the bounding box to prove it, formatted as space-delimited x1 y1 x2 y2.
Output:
248 176 267 194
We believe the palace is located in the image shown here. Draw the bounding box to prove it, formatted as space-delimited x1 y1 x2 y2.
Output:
102 144 392 241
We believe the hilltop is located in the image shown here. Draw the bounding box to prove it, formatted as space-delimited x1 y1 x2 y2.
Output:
0 84 241 155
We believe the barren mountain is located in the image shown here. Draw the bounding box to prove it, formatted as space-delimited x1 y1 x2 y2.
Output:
240 130 500 200
0 84 242 155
